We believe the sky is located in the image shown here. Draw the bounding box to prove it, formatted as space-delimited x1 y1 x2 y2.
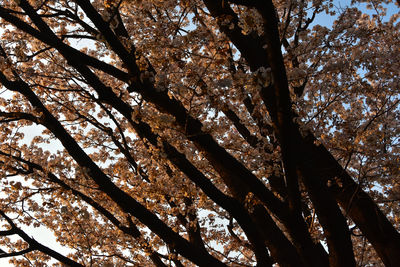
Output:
0 0 399 266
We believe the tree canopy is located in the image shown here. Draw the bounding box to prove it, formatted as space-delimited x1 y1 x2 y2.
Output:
0 0 399 266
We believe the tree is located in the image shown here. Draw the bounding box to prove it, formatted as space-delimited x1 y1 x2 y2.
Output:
0 0 399 265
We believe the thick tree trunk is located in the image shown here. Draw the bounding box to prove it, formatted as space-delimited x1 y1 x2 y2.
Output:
202 0 400 265
301 136 400 267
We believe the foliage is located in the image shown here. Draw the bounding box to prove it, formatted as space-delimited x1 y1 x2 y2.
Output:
0 0 399 266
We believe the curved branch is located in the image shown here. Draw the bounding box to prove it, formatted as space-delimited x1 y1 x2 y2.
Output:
0 70 226 267
0 210 84 266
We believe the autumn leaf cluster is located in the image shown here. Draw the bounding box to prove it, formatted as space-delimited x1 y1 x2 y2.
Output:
0 0 399 266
